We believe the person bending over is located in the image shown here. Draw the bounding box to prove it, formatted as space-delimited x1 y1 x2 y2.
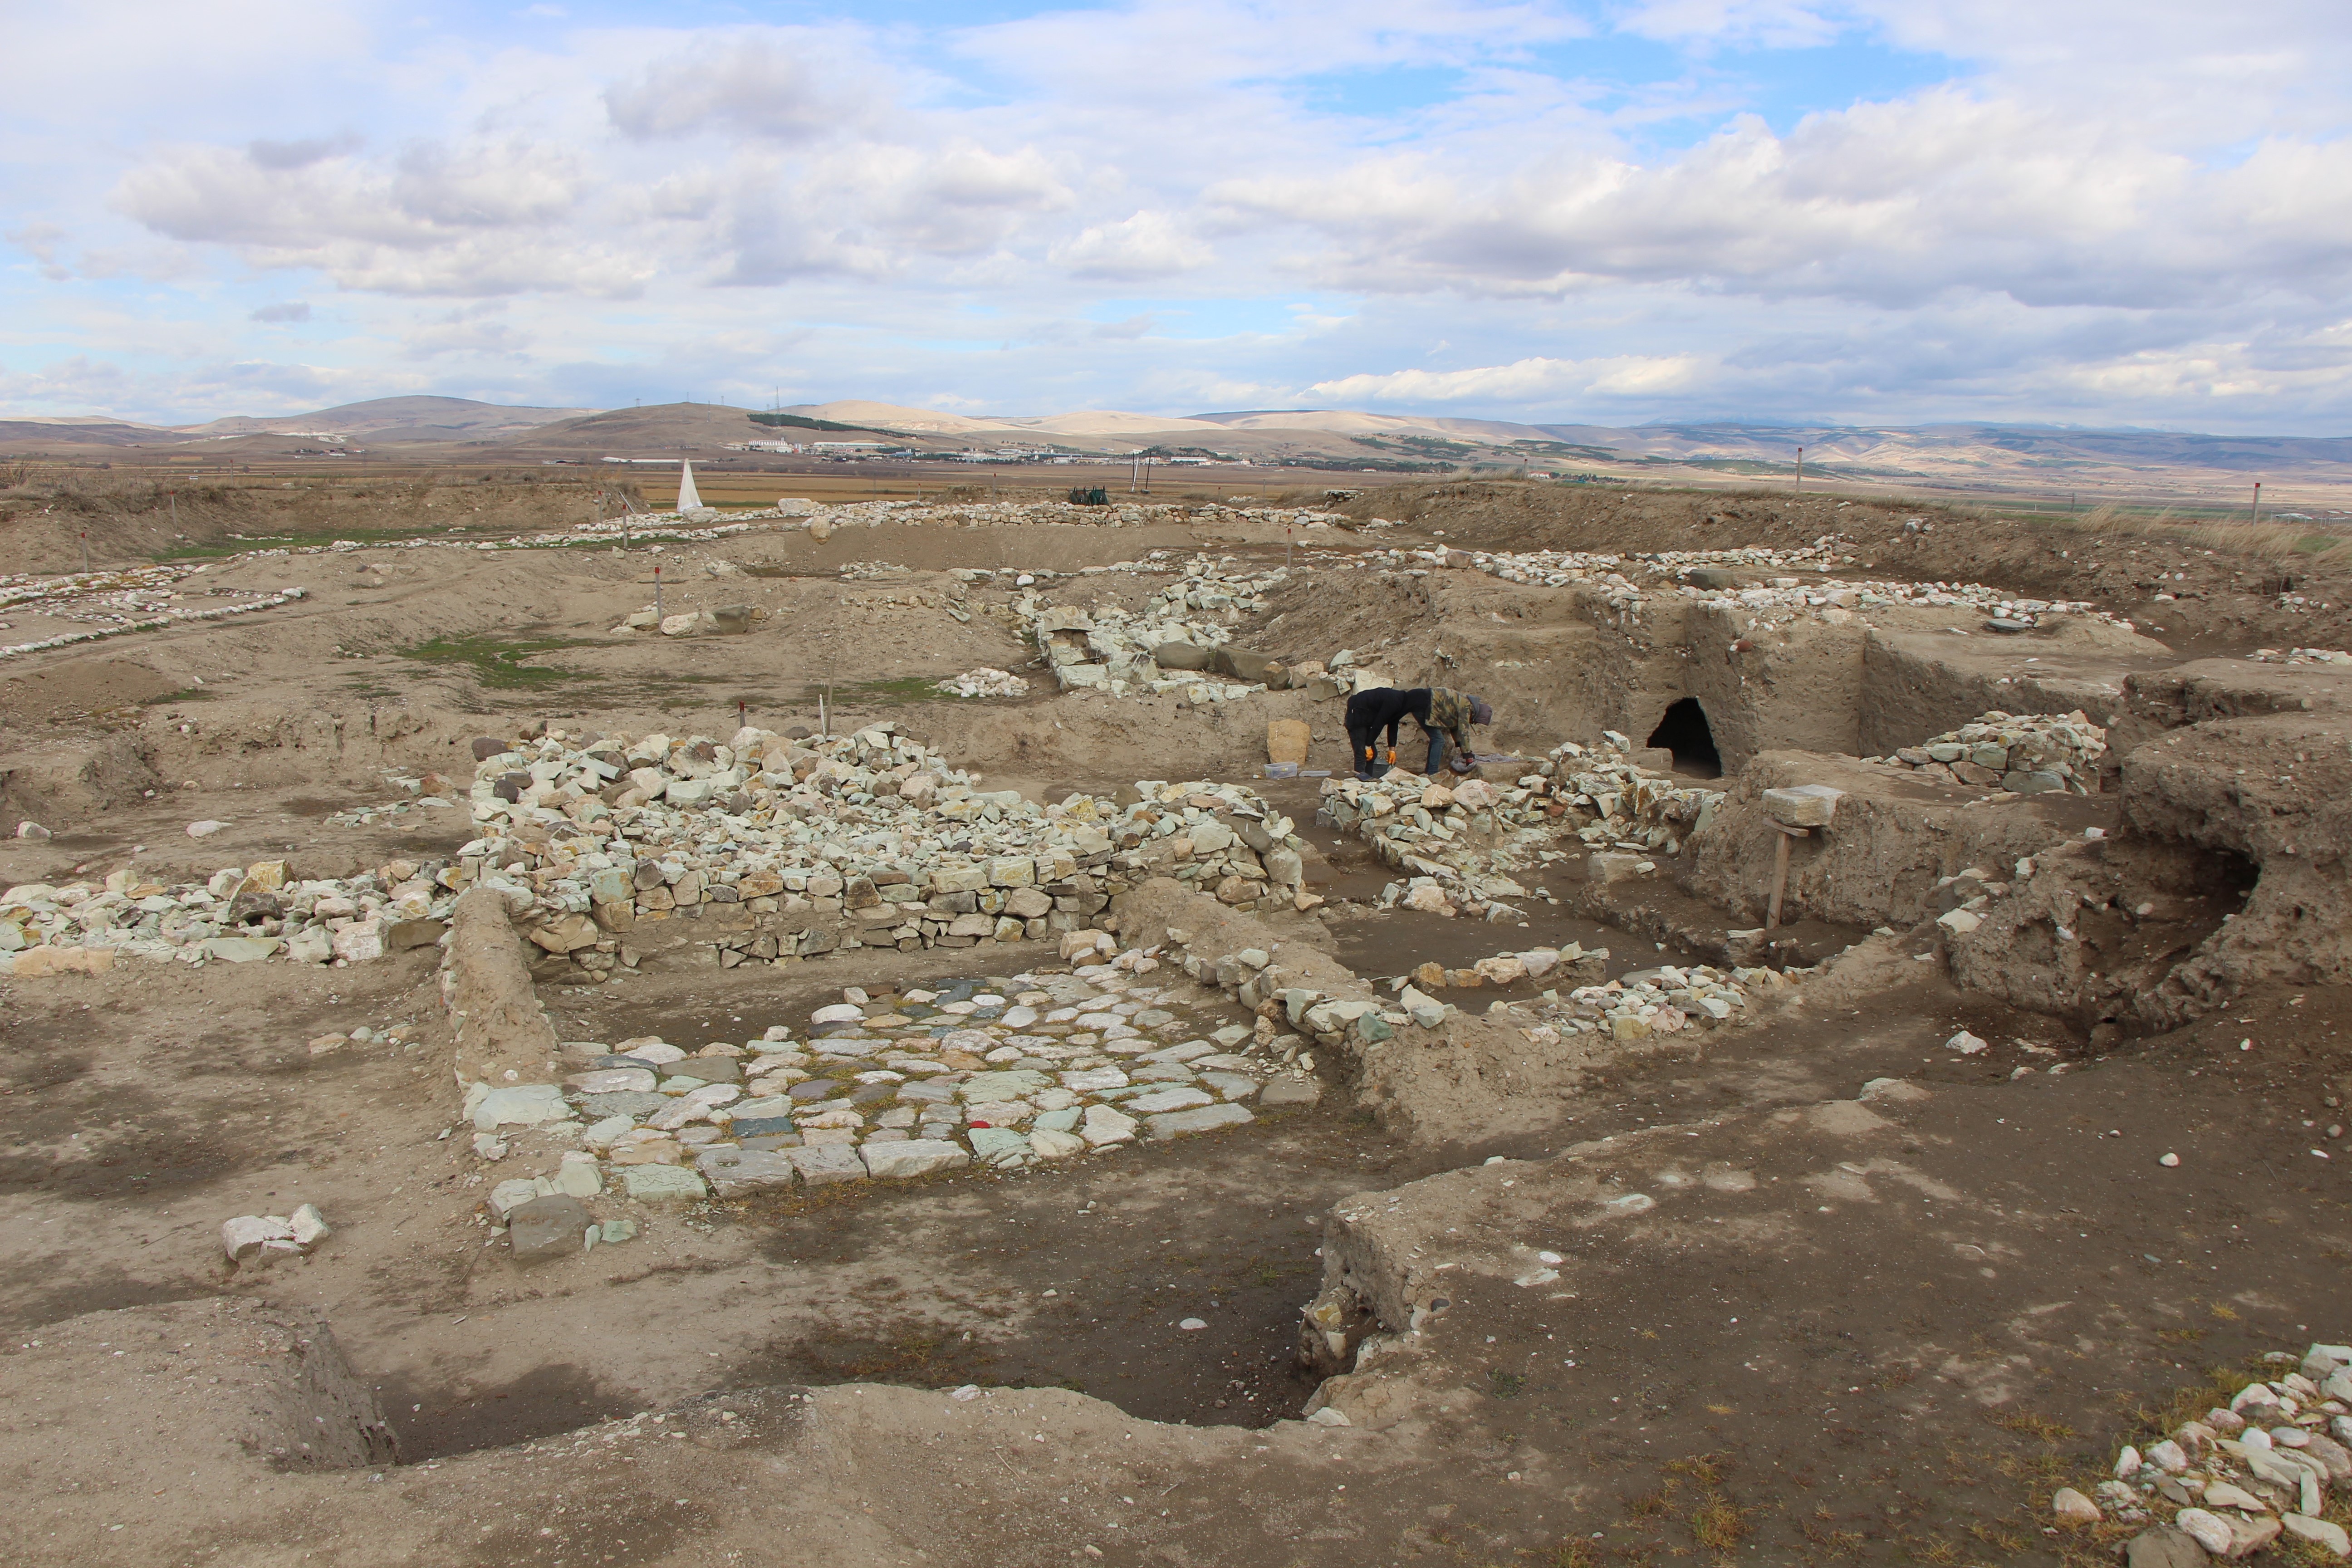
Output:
1344 686 1492 778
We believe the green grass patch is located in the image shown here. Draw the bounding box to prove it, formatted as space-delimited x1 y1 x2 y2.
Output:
397 633 606 689
153 526 448 561
792 675 971 706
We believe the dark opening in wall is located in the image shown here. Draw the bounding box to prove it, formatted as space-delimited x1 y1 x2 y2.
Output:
1647 697 1721 777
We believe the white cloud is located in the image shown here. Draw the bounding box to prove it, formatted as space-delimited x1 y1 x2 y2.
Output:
1050 211 1212 279
603 30 887 143
1312 353 1709 402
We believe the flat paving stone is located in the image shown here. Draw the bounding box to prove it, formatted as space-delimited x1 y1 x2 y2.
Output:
1128 1086 1214 1114
1147 1103 1255 1139
580 1091 669 1119
622 1165 709 1202
862 1139 972 1179
1259 1077 1324 1107
786 1145 868 1184
698 1148 801 1193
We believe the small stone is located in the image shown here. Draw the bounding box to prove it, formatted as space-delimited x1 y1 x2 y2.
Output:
2283 1514 2351 1558
2122 1526 2212 1567
1080 1103 1137 1147
552 1161 602 1198
1946 1030 1988 1054
2052 1487 2101 1524
220 1214 293 1264
1178 1317 1208 1331
288 1203 331 1251
1259 1078 1323 1107
1029 1127 1087 1159
2174 1509 2234 1555
2161 1152 2182 1167
969 1127 1032 1166
488 1178 543 1218
508 1195 593 1260
2225 1515 2282 1558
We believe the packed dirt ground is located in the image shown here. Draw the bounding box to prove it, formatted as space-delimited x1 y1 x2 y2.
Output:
1 476 2349 1567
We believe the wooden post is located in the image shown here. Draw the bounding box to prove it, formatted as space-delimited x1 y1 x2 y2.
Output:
1765 822 1810 929
2252 481 2262 524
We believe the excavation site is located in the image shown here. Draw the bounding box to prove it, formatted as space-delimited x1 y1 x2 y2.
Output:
3 476 2350 1568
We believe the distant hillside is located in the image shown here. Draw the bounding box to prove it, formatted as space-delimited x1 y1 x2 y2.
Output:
179 395 593 441
1 393 2342 501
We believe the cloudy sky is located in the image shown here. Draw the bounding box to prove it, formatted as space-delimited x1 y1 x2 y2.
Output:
5 0 2348 431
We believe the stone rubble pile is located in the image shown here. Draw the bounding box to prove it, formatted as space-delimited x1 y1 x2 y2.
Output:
1015 554 1295 700
0 857 454 976
453 725 1312 977
471 953 1313 1232
1538 962 1797 1041
1401 946 1608 992
0 562 307 662
1349 540 2116 633
1866 710 2107 794
1318 740 1720 919
2054 1342 2352 1562
935 668 1030 698
2249 647 2352 666
1157 923 1387 1066
754 498 1352 534
613 603 769 638
1368 539 1847 607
